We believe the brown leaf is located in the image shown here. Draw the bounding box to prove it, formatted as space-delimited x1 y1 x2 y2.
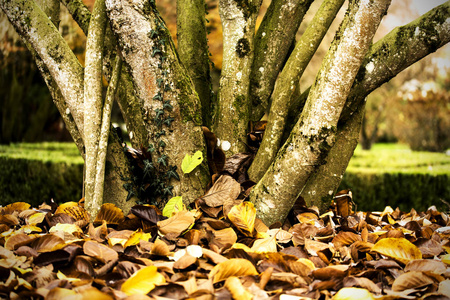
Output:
83 240 118 263
131 205 165 225
201 248 228 264
371 238 422 265
150 239 171 256
392 271 439 292
343 276 381 294
209 258 258 283
157 210 195 236
227 201 256 236
304 239 330 256
312 265 348 280
55 202 89 222
211 227 237 247
94 203 125 225
405 259 447 274
173 253 197 270
332 231 362 247
31 233 66 253
202 175 241 207
414 238 444 258
4 233 37 250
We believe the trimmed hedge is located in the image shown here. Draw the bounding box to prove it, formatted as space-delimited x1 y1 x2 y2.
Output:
1 156 449 212
339 172 450 212
0 157 83 206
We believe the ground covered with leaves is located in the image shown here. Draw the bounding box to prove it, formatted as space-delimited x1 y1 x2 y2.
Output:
1 177 450 300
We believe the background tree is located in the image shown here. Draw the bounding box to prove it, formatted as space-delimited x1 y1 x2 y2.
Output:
1 0 449 225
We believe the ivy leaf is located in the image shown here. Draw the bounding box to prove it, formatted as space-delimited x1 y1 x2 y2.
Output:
181 151 204 174
162 196 184 218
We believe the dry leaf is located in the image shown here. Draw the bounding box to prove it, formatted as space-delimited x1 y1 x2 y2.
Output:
332 287 374 300
94 203 124 225
124 229 151 248
31 233 66 253
209 258 258 283
157 210 195 236
405 259 447 274
83 240 118 263
224 276 253 300
392 271 438 292
251 236 277 253
202 175 241 207
228 202 256 236
371 238 422 264
121 265 166 295
55 202 89 222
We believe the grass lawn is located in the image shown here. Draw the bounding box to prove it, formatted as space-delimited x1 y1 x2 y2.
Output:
0 142 84 165
347 143 450 175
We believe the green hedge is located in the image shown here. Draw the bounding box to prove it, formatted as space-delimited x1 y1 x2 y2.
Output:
339 172 450 212
1 156 449 212
0 157 83 206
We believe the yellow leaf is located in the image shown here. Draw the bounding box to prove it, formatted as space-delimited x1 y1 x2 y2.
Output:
228 202 256 236
209 258 258 283
57 270 80 283
49 223 83 235
441 253 450 265
27 212 46 225
224 276 253 300
251 237 277 253
231 243 252 252
333 287 374 300
121 265 166 295
21 225 42 234
371 238 422 265
124 230 151 248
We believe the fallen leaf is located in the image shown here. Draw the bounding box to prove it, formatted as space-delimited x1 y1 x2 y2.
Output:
94 203 124 225
371 238 422 264
202 175 241 207
392 271 438 292
83 240 118 263
121 265 166 295
162 196 184 217
251 236 277 253
332 287 374 300
228 201 256 236
209 258 258 283
157 210 195 236
224 276 253 300
405 259 447 274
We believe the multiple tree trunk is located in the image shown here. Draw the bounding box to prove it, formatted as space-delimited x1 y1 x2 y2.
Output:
2 0 449 225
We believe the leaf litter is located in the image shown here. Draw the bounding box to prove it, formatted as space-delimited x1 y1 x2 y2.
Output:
1 131 450 299
1 193 450 299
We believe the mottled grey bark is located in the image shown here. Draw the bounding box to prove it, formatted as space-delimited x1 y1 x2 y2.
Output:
249 0 314 121
248 0 345 182
93 57 122 218
62 0 148 149
300 101 365 212
84 0 108 219
61 0 91 33
250 0 391 226
212 0 263 155
106 0 210 204
177 0 212 127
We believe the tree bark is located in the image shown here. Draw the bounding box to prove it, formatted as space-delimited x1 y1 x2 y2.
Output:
250 0 391 226
248 0 345 182
84 0 108 219
106 0 210 205
177 0 212 127
212 0 263 155
249 0 314 121
288 2 450 212
300 101 365 212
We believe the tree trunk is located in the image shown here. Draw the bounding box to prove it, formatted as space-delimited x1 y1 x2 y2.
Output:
249 0 314 121
250 0 391 226
248 0 345 182
177 0 212 127
212 0 263 155
106 0 210 205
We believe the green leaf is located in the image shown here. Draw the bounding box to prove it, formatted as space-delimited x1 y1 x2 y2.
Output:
181 151 203 174
162 196 184 218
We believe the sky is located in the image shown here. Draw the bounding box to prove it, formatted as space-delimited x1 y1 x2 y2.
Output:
412 0 447 15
